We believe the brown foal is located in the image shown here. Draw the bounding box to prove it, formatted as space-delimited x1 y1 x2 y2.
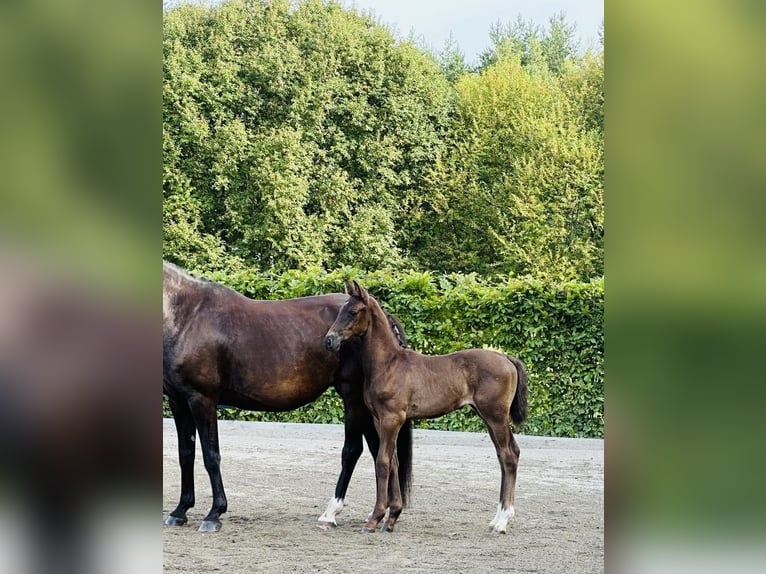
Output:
324 281 529 534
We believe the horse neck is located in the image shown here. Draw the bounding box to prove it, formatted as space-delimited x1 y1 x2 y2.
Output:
361 300 403 373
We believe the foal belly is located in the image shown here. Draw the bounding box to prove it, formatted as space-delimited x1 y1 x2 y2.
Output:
407 397 467 420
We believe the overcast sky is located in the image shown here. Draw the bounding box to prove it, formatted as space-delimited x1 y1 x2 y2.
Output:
340 0 604 64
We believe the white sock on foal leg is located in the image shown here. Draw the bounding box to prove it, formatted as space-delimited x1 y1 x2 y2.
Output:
318 497 345 525
489 503 502 528
490 504 515 533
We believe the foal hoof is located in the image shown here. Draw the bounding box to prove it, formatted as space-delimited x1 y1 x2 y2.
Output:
360 526 376 534
317 521 337 531
198 519 222 533
379 524 393 533
164 515 187 527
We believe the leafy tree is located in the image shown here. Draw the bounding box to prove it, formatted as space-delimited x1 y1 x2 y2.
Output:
479 12 580 75
407 54 603 280
437 32 470 84
561 46 604 135
163 0 454 272
163 2 603 282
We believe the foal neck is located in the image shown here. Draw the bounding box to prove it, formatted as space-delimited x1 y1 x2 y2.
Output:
362 299 404 367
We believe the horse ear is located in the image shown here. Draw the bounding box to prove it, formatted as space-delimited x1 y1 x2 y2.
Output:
356 282 370 305
343 280 353 295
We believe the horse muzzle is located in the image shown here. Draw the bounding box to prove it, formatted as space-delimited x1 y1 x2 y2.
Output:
324 333 342 352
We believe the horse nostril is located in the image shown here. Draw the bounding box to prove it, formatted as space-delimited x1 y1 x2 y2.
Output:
324 337 333 351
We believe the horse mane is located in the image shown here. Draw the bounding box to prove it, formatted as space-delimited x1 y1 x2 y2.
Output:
384 311 409 349
163 261 215 285
163 261 242 300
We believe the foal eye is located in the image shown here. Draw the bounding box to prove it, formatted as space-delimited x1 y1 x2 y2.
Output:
349 310 357 317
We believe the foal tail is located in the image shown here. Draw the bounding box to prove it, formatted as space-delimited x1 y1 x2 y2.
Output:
507 356 529 426
396 419 413 507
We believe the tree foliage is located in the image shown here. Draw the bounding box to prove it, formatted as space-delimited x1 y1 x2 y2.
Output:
437 32 469 84
479 12 580 75
406 54 603 280
163 0 604 281
163 0 454 272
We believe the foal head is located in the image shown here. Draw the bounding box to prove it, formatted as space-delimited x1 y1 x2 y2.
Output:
324 281 373 352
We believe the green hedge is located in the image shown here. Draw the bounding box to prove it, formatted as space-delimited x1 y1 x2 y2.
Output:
164 268 603 438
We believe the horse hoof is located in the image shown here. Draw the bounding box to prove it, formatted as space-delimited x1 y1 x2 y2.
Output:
491 527 507 535
360 526 376 534
164 515 187 527
317 521 337 531
379 524 393 533
199 519 222 532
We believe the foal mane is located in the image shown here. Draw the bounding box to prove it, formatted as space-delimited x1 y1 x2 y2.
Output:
384 311 408 349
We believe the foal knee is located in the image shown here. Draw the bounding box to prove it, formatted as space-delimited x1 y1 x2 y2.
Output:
499 449 519 471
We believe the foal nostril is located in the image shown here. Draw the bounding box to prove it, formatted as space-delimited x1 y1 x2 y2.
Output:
324 336 333 351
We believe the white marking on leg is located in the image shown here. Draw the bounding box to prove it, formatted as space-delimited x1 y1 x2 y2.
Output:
492 505 515 534
489 503 501 528
318 497 344 525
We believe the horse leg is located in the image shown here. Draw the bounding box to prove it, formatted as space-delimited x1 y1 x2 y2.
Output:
188 395 227 532
360 411 386 522
165 396 196 526
380 450 403 532
481 413 519 534
362 414 402 533
318 401 368 528
361 410 380 459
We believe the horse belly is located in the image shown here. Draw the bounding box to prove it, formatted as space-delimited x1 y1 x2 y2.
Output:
222 369 333 412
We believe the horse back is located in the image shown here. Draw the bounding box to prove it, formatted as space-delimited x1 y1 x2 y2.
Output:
164 280 350 409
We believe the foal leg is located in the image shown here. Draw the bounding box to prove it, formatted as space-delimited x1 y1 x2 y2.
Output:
362 415 403 533
165 396 196 526
318 401 368 528
482 414 520 534
189 395 228 532
380 451 403 532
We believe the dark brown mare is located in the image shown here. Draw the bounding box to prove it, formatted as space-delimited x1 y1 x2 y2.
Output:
163 262 412 532
324 281 529 534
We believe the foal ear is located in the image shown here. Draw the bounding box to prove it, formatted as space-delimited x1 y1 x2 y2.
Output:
343 280 354 295
355 282 370 305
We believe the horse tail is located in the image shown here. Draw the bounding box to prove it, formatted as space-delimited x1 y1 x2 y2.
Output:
396 419 413 507
507 355 529 426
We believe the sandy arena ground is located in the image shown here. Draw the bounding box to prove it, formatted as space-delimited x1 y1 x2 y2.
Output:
163 419 603 573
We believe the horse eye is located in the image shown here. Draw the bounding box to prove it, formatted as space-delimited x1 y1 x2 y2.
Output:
349 310 357 317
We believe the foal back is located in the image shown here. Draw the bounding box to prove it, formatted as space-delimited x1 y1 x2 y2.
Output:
388 349 519 421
